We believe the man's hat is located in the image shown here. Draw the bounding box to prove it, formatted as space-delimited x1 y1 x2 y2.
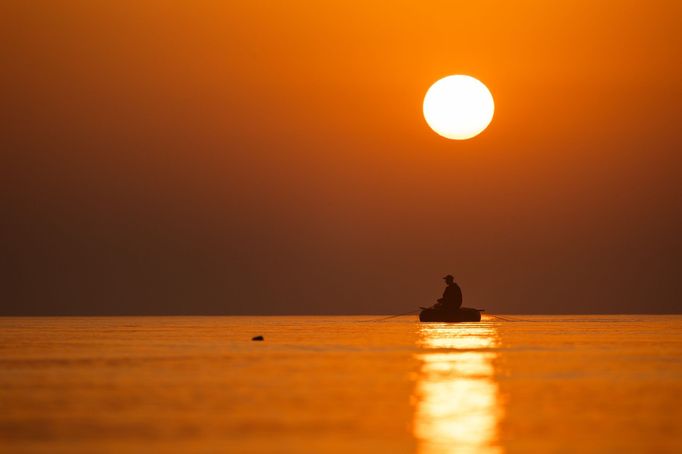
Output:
443 274 454 280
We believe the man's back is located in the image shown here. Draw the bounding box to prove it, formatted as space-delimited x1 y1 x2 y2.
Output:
442 282 463 309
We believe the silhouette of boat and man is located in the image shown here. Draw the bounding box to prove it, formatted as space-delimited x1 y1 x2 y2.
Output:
419 275 482 322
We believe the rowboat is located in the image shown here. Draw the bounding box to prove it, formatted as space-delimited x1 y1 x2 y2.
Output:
419 307 482 323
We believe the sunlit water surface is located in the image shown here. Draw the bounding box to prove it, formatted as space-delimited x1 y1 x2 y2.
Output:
1 315 680 453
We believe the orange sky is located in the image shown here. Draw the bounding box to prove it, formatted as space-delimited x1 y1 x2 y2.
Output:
3 1 681 314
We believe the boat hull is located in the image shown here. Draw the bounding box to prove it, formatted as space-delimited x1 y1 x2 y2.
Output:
419 307 482 323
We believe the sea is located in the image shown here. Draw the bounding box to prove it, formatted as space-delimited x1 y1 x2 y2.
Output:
1 315 680 453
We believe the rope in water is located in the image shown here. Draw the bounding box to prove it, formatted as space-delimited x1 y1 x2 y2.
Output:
485 313 535 322
357 309 421 322
485 313 518 322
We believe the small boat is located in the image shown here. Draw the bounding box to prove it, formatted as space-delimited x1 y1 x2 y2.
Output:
419 307 482 323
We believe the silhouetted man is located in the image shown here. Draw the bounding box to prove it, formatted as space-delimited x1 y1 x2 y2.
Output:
434 274 462 311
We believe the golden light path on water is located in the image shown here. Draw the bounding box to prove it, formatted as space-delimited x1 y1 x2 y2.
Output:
413 322 502 454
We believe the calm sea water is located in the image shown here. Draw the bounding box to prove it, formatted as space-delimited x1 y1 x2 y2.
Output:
1 315 680 453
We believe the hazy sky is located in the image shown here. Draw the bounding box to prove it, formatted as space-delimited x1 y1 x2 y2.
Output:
3 1 681 314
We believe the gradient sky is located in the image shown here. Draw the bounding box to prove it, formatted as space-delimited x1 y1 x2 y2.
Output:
3 1 681 314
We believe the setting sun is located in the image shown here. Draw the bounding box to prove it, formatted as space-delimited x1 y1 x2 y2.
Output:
423 75 495 140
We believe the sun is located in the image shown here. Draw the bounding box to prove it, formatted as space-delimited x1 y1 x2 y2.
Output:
423 75 494 140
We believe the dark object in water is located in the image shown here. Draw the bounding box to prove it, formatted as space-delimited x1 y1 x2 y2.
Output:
252 335 264 341
419 307 482 323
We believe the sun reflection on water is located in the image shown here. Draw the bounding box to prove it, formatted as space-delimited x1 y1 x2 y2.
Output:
413 323 502 454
